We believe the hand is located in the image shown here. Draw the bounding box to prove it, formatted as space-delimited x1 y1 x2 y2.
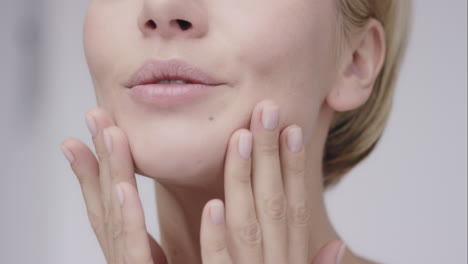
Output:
60 101 346 264
198 100 347 264
60 108 167 264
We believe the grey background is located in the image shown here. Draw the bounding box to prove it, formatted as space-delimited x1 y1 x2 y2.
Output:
1 0 466 263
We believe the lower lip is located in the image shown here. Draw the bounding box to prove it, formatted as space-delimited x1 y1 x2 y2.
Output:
128 83 221 107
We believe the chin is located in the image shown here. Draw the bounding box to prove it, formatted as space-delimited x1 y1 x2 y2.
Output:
127 127 230 190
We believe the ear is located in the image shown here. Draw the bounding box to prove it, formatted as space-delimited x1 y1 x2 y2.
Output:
326 18 386 112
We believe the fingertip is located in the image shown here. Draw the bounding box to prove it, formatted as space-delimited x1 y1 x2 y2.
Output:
105 126 131 150
311 240 346 264
60 143 75 165
86 107 116 129
200 199 229 263
209 199 225 226
336 241 346 264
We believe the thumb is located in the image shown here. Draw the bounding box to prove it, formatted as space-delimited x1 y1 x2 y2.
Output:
311 240 346 264
148 233 168 264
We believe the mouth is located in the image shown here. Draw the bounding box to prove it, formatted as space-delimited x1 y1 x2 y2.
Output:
125 58 226 107
125 58 225 88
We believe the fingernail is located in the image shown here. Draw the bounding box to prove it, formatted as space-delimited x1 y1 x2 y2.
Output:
336 241 347 264
60 144 75 164
238 131 252 160
85 114 97 138
115 184 124 207
262 104 279 130
210 200 225 225
287 127 303 153
103 129 112 155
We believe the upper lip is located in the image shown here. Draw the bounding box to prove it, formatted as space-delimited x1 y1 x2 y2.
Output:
124 58 224 88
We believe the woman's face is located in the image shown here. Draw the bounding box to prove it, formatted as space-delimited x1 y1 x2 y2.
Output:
83 0 339 188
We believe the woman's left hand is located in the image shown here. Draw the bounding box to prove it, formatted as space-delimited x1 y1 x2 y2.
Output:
198 99 346 264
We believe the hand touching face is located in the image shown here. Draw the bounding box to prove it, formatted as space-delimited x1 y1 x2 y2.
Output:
60 100 347 264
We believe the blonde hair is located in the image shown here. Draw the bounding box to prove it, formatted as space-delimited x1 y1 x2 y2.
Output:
323 0 412 188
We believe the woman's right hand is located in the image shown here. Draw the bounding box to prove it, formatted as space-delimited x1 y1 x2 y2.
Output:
60 107 167 264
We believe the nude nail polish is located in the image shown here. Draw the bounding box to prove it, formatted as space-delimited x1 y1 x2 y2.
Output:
262 105 279 130
238 131 252 160
287 127 303 153
210 200 225 225
85 114 97 137
103 129 113 155
60 145 75 164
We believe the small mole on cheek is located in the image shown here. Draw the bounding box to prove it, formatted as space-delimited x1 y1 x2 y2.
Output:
209 116 214 121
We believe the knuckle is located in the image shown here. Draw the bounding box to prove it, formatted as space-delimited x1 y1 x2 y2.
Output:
263 193 287 220
257 140 279 155
236 219 262 245
287 161 305 178
102 205 112 225
112 222 124 240
102 200 111 215
209 238 227 253
233 170 251 184
95 146 108 160
289 202 311 227
88 211 104 235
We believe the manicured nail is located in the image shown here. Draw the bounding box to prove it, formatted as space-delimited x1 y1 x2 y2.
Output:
60 144 75 164
336 241 347 264
287 127 303 153
85 114 97 138
115 184 124 207
262 104 279 130
210 200 225 225
238 131 252 160
103 129 112 155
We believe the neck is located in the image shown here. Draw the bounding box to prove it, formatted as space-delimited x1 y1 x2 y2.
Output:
154 164 340 264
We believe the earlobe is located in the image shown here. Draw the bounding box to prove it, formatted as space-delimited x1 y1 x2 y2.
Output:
326 81 372 112
326 18 385 113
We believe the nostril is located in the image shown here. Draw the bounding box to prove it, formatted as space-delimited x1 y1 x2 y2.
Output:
145 20 157 29
175 19 192 30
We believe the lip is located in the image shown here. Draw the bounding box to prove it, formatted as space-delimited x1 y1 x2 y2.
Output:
124 58 225 107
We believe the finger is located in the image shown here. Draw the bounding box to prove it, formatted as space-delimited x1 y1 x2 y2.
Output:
224 129 264 263
311 240 346 264
280 125 310 264
119 182 154 264
148 234 168 264
104 126 138 264
85 107 115 208
103 126 138 188
85 107 117 260
200 199 232 264
60 138 110 260
250 100 288 263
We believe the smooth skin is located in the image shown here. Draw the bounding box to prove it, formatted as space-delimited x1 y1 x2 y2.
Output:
60 100 347 264
79 0 386 262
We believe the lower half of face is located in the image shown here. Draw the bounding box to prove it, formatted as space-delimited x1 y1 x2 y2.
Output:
84 0 338 189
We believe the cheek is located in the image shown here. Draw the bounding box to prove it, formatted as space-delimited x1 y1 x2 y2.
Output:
83 7 112 83
83 3 139 91
223 1 337 134
226 1 336 81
